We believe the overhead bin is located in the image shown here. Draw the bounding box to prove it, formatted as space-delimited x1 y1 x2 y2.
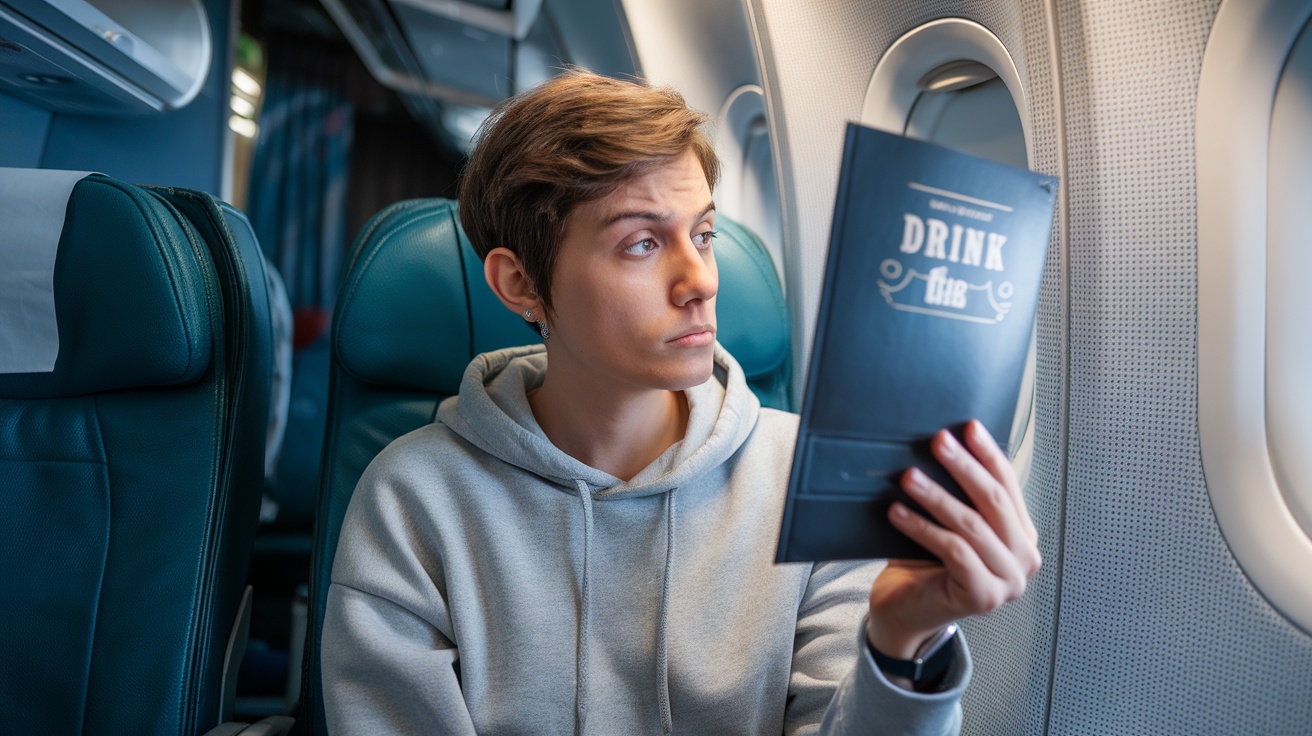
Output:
0 0 210 115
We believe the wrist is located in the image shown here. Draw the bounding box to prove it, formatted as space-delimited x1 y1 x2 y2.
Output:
865 615 942 659
865 621 959 692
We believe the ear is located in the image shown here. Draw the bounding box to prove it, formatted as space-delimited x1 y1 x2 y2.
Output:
484 247 544 319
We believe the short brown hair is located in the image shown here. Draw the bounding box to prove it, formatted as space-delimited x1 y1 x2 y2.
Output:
458 69 719 312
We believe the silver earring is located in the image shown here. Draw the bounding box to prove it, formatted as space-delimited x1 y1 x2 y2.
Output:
537 321 550 340
524 309 533 321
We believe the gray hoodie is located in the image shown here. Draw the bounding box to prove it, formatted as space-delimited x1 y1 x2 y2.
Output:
323 344 969 735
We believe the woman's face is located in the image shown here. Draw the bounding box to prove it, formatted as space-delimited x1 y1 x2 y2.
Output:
544 149 718 394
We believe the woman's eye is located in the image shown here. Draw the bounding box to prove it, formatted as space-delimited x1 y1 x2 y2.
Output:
694 230 718 249
623 238 658 256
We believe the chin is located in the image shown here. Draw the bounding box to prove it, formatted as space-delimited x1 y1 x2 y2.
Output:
657 351 717 391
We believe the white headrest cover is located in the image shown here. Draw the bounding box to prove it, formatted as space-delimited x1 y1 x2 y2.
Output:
0 168 97 374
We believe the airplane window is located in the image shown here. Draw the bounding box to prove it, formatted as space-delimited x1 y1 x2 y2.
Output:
861 18 1037 468
1264 12 1312 542
440 104 492 152
715 85 785 285
905 75 1027 170
1196 0 1312 635
738 116 784 279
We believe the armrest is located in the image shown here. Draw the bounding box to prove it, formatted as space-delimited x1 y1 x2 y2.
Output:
202 715 295 736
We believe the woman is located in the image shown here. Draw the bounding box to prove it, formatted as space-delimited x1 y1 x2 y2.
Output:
322 70 1040 735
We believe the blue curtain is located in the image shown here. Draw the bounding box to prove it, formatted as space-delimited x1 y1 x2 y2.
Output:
249 75 354 340
248 72 354 526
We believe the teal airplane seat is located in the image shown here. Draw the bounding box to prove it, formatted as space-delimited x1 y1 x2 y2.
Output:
295 198 791 733
0 172 287 734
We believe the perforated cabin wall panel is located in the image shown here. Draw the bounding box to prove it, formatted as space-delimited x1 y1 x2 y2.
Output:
1052 0 1312 733
747 2 1065 733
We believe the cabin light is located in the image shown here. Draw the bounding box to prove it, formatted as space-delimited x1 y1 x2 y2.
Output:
20 73 72 86
917 60 998 93
230 94 255 118
229 114 258 139
232 68 261 97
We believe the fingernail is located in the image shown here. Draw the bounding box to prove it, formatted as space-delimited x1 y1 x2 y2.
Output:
970 419 1001 451
937 431 957 458
905 467 928 494
891 503 910 519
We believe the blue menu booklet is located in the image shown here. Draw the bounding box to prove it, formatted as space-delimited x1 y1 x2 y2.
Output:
776 124 1057 562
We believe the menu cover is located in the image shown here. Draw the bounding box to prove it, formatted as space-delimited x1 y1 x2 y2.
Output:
776 124 1057 562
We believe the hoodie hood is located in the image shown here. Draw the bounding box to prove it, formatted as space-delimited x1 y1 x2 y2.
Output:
435 342 761 499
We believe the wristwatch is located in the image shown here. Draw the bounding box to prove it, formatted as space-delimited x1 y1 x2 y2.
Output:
867 622 958 689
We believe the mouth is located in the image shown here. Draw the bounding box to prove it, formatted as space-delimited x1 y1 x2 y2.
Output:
668 325 716 347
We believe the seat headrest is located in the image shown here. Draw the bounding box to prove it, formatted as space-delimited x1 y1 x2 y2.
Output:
0 173 214 399
335 200 525 394
336 198 789 395
713 216 790 382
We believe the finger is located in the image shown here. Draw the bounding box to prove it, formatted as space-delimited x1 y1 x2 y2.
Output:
941 428 1043 578
901 467 1026 586
932 430 1033 554
887 502 1016 614
963 420 1038 544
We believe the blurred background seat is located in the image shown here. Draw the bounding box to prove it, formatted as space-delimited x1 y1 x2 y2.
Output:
0 169 288 734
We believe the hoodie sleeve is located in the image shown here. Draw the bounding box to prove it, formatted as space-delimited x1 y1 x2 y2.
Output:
321 456 477 735
323 584 475 734
786 561 970 736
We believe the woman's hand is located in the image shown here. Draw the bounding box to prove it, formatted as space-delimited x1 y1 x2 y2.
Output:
866 419 1042 660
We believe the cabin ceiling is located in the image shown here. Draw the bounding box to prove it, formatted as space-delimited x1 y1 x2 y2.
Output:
253 0 637 153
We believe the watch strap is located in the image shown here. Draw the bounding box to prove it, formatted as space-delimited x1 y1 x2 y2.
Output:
867 623 957 685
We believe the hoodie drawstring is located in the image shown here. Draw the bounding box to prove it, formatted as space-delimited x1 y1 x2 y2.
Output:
574 479 594 736
656 489 677 735
573 481 677 736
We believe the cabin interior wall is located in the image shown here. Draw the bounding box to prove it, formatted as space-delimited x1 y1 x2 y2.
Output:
1049 0 1312 732
617 0 759 121
0 91 51 167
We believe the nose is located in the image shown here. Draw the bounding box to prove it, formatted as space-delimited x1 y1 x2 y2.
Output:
670 236 718 307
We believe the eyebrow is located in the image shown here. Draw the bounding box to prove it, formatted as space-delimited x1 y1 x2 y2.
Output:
602 201 716 228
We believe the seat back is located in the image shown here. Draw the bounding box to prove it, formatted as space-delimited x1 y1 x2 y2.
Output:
0 172 272 733
296 198 790 733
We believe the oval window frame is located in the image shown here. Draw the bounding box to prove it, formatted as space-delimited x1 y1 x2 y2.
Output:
715 84 786 284
860 18 1033 159
1197 0 1312 634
